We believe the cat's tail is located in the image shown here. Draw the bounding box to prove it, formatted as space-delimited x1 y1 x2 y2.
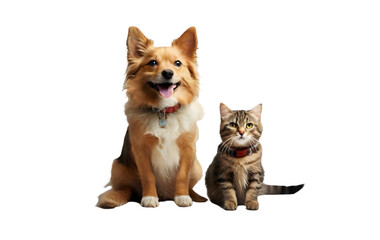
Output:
258 183 304 195
189 189 208 202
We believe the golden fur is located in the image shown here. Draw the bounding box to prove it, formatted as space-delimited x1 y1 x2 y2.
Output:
97 27 206 208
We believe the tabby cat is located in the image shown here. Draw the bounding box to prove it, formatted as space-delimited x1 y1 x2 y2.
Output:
205 103 304 210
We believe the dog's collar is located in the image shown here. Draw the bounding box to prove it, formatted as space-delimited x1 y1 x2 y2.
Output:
151 103 181 114
163 103 181 113
151 103 181 128
224 146 258 158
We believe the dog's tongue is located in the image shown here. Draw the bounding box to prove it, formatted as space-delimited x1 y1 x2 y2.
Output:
156 84 176 98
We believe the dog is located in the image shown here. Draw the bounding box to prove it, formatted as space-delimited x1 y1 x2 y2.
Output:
96 27 207 208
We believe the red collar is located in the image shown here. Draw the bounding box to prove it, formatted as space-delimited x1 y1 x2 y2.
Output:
227 147 257 158
164 103 180 113
152 103 181 114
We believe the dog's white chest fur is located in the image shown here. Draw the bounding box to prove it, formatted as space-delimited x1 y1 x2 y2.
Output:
144 98 203 181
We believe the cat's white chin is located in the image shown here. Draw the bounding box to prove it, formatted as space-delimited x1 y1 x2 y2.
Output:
233 137 250 147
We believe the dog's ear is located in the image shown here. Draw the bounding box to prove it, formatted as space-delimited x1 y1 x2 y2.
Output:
127 27 153 59
172 27 198 58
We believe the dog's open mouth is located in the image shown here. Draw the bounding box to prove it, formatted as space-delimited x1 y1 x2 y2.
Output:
148 82 181 98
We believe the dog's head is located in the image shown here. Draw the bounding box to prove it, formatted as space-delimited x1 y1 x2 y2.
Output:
124 27 199 109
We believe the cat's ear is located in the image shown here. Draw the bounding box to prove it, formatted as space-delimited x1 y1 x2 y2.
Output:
220 103 233 118
127 27 154 59
249 103 262 120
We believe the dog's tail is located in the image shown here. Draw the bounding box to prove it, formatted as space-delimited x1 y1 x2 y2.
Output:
104 181 111 188
189 189 208 202
258 183 304 195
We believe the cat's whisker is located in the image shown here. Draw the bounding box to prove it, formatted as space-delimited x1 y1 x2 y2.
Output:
220 140 228 153
226 140 235 153
252 138 261 146
227 138 235 152
224 136 235 152
220 137 234 154
248 139 259 152
248 141 255 151
221 140 230 153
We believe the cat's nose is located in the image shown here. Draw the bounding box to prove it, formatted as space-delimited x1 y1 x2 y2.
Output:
238 130 245 136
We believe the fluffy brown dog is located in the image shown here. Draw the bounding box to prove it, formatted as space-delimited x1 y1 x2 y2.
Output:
97 27 207 208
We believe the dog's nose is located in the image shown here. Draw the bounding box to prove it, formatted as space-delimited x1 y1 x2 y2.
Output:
162 69 174 80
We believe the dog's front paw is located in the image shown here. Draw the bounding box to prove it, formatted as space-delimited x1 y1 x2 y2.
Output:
174 195 193 207
141 196 159 208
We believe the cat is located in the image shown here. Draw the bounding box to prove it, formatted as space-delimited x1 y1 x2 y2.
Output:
205 103 304 210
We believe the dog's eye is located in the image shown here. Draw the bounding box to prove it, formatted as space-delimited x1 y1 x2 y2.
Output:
147 60 157 67
174 60 182 67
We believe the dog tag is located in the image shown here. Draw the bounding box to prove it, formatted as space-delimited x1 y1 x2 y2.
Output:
159 119 168 128
158 110 167 128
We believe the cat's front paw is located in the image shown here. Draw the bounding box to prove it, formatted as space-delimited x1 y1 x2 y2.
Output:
245 200 259 210
174 195 193 207
141 196 159 208
223 200 238 210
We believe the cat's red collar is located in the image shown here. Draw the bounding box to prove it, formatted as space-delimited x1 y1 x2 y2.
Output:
228 147 256 158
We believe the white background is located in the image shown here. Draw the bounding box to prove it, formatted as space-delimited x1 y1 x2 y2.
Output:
1 0 379 239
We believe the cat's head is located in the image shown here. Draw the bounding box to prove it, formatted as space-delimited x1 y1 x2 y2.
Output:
219 103 263 148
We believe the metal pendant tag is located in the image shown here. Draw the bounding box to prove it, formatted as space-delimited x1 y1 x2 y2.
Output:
159 119 168 128
158 110 167 128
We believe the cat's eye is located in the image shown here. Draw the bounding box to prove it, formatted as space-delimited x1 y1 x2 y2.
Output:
147 60 157 67
174 60 182 67
246 123 254 129
229 122 238 128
